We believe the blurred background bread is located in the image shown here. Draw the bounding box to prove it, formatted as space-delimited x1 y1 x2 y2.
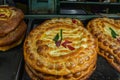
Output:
87 18 120 73
0 5 27 51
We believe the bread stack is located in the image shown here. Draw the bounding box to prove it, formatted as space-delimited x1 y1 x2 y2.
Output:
87 18 120 73
24 18 98 80
0 6 27 51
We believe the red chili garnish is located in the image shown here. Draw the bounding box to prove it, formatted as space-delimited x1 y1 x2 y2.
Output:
0 14 4 16
61 40 72 48
55 40 62 47
61 40 75 50
0 14 7 17
67 45 75 51
72 19 77 24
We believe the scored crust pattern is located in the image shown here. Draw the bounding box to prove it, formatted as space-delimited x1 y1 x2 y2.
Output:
24 18 98 80
87 18 120 72
25 60 96 80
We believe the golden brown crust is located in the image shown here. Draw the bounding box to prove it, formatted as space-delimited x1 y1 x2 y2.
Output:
0 34 24 51
25 50 97 80
24 18 97 79
87 17 120 72
0 6 24 37
25 59 96 80
0 21 27 46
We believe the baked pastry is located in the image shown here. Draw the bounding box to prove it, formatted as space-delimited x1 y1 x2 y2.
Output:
24 18 98 80
0 21 27 46
25 60 96 80
0 6 27 51
87 18 120 72
0 34 24 51
0 21 27 51
0 5 24 37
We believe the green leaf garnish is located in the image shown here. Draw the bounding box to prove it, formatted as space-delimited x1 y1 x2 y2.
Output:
109 27 119 38
53 29 63 47
60 29 63 41
53 33 59 42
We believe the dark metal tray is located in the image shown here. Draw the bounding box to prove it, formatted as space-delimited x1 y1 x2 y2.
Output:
0 45 23 80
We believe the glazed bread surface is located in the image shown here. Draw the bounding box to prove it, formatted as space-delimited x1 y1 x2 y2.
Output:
87 18 120 72
24 18 98 80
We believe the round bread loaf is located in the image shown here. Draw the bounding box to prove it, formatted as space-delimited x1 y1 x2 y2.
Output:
24 18 98 80
87 18 120 72
0 6 27 51
0 6 24 37
0 21 27 46
0 21 27 51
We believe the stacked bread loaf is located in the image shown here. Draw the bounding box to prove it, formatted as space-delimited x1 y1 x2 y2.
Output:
23 18 98 80
0 6 27 51
87 18 120 73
